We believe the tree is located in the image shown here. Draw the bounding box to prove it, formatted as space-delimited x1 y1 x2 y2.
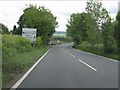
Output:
12 25 18 35
102 19 117 53
0 23 9 34
86 0 110 26
66 13 81 38
66 13 83 46
66 12 97 46
115 11 120 59
17 5 58 44
85 0 110 44
73 34 81 47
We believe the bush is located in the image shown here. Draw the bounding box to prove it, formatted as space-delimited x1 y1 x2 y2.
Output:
2 34 33 73
94 43 103 50
35 36 42 48
2 34 32 60
2 35 49 87
78 41 91 48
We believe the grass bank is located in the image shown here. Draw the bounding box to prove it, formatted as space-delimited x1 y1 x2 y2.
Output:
75 47 119 61
2 45 50 88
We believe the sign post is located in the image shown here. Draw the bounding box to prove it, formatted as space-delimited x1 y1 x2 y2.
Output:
22 28 37 47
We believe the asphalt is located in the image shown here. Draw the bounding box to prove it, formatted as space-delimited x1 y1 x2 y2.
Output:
17 44 118 88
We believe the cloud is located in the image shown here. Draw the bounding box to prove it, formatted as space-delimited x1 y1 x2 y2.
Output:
0 0 118 31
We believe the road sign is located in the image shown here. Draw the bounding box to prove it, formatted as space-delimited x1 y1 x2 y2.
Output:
22 28 37 43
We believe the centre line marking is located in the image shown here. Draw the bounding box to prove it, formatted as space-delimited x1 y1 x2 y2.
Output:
65 51 68 53
69 53 75 57
65 50 75 58
78 59 97 72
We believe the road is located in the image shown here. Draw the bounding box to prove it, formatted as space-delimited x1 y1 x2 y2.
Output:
14 44 118 88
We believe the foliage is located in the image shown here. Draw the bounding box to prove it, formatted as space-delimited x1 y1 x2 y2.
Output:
12 25 18 35
77 45 118 61
85 0 110 26
73 34 81 47
66 0 118 60
85 0 110 44
35 36 42 48
3 46 49 86
66 12 98 46
13 5 58 45
64 36 73 43
78 41 91 48
0 23 9 34
102 19 118 54
2 34 49 86
2 34 32 60
115 11 120 51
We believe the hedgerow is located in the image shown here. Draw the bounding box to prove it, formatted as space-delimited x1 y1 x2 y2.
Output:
2 34 33 72
2 34 46 87
2 34 32 60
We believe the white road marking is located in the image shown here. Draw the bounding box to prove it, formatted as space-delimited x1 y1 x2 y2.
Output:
64 50 75 58
69 53 75 57
10 49 51 89
65 51 68 53
64 49 97 71
78 59 97 72
74 49 118 62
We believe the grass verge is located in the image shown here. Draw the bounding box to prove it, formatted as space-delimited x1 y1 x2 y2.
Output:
2 45 50 88
76 47 119 61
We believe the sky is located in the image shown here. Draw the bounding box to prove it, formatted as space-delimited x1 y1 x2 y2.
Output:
0 0 119 32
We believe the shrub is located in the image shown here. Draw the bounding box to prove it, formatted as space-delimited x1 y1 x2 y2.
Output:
35 36 42 48
2 34 33 76
2 34 32 60
78 41 91 48
94 43 103 50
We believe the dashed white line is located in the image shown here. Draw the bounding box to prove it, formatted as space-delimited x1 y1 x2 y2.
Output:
10 49 51 89
65 49 97 72
69 53 75 57
65 51 68 53
65 50 75 58
78 59 97 71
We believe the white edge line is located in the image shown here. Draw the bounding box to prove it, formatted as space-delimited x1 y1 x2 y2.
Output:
74 49 118 62
78 59 97 72
10 48 51 89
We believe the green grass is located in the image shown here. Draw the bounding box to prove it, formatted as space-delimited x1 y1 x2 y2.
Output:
2 46 50 87
76 47 119 61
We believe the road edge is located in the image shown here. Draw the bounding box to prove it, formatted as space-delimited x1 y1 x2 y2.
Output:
74 48 118 62
10 48 51 89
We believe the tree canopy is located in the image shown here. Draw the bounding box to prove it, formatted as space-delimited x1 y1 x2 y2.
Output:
85 0 110 27
66 0 118 56
66 12 98 46
13 5 58 44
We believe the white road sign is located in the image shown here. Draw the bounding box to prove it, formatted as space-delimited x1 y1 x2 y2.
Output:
22 28 37 43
